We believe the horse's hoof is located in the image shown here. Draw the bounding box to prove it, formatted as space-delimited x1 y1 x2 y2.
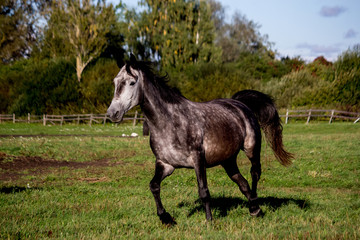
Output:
250 208 263 217
159 212 177 226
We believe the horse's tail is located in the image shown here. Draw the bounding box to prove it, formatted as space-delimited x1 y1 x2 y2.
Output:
232 90 293 166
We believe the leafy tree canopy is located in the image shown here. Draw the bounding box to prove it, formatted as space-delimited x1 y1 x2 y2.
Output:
126 0 221 69
41 0 119 81
0 0 48 63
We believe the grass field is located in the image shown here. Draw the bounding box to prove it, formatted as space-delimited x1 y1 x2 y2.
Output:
0 122 359 239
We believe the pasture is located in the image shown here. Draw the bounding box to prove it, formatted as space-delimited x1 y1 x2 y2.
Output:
0 122 359 239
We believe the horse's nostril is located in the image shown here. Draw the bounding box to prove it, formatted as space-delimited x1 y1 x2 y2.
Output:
114 111 120 119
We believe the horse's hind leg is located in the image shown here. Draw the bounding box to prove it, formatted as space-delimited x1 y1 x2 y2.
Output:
150 160 175 225
222 155 261 216
245 140 262 216
194 156 212 221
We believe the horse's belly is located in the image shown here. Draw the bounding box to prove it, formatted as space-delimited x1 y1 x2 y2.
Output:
153 144 195 168
203 136 241 167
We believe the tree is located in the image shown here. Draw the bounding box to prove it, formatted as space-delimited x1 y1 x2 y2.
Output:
43 0 118 81
1 58 81 114
332 45 360 109
208 1 272 62
0 0 47 63
280 56 305 72
220 12 272 62
208 0 225 33
126 0 221 69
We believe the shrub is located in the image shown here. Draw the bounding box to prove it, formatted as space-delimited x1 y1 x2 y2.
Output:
261 70 320 108
8 58 80 115
81 58 119 113
166 62 255 102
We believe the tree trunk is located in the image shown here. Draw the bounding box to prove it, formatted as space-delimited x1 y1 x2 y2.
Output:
76 55 93 82
76 56 84 82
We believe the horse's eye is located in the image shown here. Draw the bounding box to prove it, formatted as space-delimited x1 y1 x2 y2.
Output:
130 81 136 86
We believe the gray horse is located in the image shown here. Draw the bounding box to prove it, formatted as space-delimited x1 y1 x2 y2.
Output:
107 54 293 225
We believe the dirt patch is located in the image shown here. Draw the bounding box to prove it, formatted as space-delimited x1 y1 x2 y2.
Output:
0 152 120 181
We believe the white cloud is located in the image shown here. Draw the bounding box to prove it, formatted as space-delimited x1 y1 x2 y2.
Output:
297 43 340 54
320 6 346 17
344 29 357 39
295 43 341 61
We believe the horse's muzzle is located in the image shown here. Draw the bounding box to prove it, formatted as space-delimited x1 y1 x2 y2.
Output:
106 106 124 122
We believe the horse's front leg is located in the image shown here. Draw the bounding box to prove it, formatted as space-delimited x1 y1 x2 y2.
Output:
149 160 176 225
194 155 213 221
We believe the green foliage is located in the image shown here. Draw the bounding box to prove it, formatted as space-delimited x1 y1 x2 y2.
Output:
280 56 306 72
0 59 27 112
261 69 319 108
81 59 119 113
236 52 292 83
260 46 360 111
1 57 122 115
306 56 334 81
6 58 80 114
1 0 359 114
128 0 221 68
331 45 360 109
42 0 119 81
0 0 45 63
211 7 273 63
167 62 254 102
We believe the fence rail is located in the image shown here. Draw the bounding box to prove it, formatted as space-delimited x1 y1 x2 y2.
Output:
0 109 359 125
281 109 360 124
0 112 145 126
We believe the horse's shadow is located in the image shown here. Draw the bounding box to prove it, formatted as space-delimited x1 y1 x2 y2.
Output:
178 195 310 218
0 186 41 194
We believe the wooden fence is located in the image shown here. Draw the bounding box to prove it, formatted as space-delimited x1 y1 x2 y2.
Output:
0 109 359 125
281 109 360 124
0 111 145 126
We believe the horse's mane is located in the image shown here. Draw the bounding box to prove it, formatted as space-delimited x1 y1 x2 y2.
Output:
126 59 186 104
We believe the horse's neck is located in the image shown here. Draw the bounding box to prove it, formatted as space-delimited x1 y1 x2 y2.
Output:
140 80 187 130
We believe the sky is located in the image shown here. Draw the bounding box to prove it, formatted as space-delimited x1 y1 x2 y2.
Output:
116 0 360 62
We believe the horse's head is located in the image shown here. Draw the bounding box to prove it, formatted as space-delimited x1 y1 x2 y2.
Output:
107 54 143 122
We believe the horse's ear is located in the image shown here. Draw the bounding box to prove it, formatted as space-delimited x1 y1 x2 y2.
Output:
129 53 137 67
126 53 139 78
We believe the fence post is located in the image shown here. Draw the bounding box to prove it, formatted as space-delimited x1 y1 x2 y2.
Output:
355 113 360 124
89 114 93 126
329 110 335 124
43 114 46 126
77 115 80 125
61 116 64 126
28 113 30 123
103 114 107 125
306 109 312 124
13 113 15 123
133 111 138 126
285 109 289 124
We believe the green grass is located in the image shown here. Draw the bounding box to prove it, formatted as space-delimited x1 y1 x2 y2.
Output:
0 122 359 239
0 122 143 136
